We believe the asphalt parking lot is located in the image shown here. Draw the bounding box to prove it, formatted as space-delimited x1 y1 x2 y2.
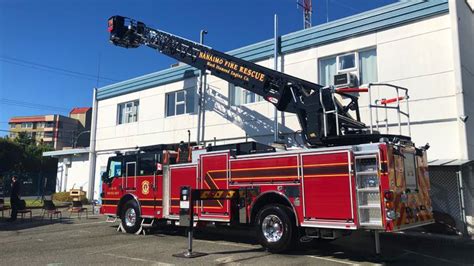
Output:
0 210 473 265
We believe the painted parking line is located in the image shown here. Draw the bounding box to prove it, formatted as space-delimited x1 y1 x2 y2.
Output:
403 249 459 265
194 238 256 249
306 255 361 265
103 252 174 265
70 221 107 226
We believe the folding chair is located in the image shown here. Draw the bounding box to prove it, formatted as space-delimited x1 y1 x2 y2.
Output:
69 200 88 219
17 200 32 221
0 198 11 219
41 200 62 221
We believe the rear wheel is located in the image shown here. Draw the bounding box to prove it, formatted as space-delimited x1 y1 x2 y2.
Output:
121 200 142 234
256 204 297 253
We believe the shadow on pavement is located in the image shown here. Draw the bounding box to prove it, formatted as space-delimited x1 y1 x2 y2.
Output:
0 207 98 232
140 224 474 265
0 216 74 231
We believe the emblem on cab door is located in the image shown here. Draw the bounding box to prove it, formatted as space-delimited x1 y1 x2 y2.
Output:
142 180 150 195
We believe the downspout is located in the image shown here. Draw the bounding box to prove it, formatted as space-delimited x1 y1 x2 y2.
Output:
449 0 468 159
87 88 98 201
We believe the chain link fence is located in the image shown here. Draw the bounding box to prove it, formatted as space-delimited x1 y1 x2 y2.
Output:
429 167 467 234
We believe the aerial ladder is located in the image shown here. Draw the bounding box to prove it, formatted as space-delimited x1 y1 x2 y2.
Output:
107 16 406 147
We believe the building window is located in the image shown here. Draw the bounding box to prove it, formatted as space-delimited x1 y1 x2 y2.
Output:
37 122 45 128
319 48 377 86
229 83 264 106
21 122 33 128
117 100 139 124
165 88 195 117
44 132 54 138
45 122 55 128
337 53 357 73
319 57 337 87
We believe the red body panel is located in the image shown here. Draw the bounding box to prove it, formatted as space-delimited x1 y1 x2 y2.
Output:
100 142 433 233
169 165 198 216
135 175 156 217
199 153 230 220
229 154 299 184
301 151 353 220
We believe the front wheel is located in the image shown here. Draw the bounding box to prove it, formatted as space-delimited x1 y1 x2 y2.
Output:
256 204 297 253
121 200 142 234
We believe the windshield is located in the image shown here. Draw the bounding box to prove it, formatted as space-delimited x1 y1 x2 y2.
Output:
109 158 122 178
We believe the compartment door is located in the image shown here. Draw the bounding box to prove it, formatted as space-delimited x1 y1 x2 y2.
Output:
302 151 354 221
199 153 230 221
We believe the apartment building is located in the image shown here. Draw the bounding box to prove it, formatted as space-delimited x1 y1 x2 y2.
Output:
9 107 92 150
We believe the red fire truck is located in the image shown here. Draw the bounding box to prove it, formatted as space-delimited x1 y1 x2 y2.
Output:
101 16 433 253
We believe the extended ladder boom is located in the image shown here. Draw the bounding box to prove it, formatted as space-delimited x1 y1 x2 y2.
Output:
108 16 367 146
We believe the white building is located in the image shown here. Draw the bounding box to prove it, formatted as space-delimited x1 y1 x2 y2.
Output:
86 0 473 235
43 148 90 194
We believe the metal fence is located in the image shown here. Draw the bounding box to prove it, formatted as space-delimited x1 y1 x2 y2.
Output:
0 172 56 198
429 167 467 235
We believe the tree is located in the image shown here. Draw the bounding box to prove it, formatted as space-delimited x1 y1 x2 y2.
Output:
0 139 23 173
0 133 56 173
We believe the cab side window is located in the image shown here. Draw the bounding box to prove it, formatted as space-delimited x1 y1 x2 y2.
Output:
124 155 137 177
139 154 156 176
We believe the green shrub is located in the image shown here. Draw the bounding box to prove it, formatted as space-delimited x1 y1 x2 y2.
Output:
52 192 89 204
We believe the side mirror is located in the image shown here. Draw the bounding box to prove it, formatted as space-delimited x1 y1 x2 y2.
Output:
101 172 109 183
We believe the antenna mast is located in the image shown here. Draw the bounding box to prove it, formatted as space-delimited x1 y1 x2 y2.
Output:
297 0 312 29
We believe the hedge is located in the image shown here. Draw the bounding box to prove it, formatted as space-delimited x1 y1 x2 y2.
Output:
52 192 89 204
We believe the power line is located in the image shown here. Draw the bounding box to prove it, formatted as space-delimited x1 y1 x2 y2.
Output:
0 98 71 112
330 0 361 13
0 55 119 83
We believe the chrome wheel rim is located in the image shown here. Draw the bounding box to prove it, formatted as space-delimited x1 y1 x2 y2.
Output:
262 214 284 243
125 208 136 227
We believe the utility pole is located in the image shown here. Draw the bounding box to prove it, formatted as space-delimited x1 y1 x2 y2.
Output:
197 30 208 145
87 88 98 201
273 14 279 143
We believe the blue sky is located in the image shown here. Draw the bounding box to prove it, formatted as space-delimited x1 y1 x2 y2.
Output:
0 0 398 136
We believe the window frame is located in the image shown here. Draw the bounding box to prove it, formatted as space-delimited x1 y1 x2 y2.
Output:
228 83 264 106
117 100 139 125
21 122 33 129
318 48 377 87
336 52 358 73
165 88 195 117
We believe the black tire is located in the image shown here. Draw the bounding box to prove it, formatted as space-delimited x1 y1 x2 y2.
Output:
121 200 142 234
255 204 297 253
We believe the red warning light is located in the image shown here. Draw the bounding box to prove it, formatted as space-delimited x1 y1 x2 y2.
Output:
108 19 114 32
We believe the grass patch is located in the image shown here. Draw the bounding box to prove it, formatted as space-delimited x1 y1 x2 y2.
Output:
2 199 65 208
